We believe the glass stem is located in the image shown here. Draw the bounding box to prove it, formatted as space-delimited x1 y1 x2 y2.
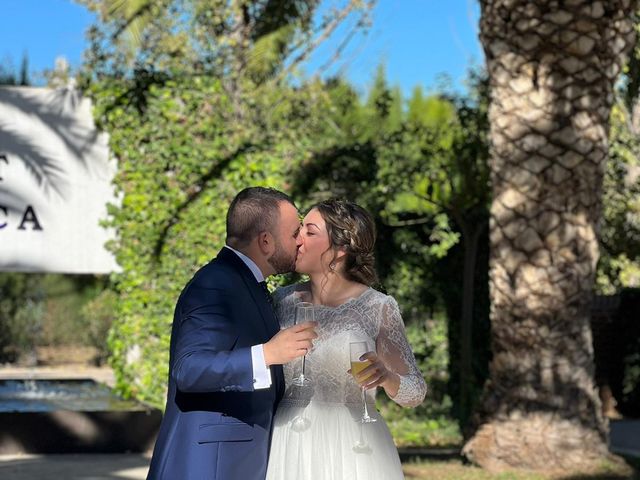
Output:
361 386 370 420
301 354 306 378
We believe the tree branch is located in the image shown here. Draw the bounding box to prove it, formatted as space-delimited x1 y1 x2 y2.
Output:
110 0 157 43
316 7 370 74
415 192 448 212
273 0 373 84
385 217 431 227
152 141 258 260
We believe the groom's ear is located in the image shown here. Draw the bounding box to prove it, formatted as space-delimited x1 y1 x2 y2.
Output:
257 231 275 256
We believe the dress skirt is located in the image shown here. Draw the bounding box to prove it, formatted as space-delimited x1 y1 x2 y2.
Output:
266 399 404 480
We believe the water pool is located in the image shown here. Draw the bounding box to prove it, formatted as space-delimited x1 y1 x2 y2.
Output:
0 379 143 412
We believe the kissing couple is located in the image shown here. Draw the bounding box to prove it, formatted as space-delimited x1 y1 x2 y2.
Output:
147 186 426 480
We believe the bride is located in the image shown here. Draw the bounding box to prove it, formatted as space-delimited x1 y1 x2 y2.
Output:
266 199 427 480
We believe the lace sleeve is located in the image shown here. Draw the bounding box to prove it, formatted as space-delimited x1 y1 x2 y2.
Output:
376 296 427 408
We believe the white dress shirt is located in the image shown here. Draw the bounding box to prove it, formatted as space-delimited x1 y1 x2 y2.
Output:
224 245 272 389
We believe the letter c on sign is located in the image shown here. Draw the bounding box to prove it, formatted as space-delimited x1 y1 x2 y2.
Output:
0 206 7 229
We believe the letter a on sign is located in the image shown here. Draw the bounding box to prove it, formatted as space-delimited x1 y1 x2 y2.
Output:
17 206 43 231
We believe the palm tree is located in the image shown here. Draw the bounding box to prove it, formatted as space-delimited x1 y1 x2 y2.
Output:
463 0 637 471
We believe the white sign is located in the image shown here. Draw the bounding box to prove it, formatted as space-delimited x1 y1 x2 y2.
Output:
0 86 119 273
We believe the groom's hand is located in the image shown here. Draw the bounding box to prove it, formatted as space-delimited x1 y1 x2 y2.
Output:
263 322 317 366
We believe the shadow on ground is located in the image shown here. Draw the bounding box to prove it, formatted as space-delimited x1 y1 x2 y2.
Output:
554 453 639 480
400 449 639 480
0 454 150 480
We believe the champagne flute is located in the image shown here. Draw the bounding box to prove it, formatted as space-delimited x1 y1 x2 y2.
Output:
349 341 377 424
291 302 314 387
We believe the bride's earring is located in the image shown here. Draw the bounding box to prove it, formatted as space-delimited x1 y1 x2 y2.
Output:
329 262 336 271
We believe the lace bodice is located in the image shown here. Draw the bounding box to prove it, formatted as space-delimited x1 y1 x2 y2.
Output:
273 283 427 407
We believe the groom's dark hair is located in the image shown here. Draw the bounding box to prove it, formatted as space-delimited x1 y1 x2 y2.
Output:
226 187 295 248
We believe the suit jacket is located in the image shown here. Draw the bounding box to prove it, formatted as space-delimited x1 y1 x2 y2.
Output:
147 247 285 480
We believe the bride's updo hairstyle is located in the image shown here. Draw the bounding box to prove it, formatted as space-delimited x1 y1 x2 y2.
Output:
312 199 378 286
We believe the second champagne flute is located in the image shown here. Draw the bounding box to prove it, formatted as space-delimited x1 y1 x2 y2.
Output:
292 301 314 387
349 341 377 423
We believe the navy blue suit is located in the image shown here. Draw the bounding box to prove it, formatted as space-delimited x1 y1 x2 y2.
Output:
147 248 285 480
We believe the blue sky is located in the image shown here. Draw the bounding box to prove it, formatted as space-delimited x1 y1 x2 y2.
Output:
2 0 484 95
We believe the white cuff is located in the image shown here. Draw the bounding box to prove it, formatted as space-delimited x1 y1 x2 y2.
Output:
251 344 272 389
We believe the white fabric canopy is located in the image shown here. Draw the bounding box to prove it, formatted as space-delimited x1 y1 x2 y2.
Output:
0 86 119 273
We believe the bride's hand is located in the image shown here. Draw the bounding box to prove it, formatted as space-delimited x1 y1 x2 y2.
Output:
349 352 400 395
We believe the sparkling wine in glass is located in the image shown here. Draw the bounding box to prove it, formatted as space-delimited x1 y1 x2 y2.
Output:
349 341 377 424
291 302 314 387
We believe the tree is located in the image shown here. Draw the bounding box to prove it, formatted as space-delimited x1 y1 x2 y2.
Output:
79 0 373 113
376 73 492 428
597 99 640 293
0 53 30 85
463 0 637 471
594 19 640 422
597 23 640 293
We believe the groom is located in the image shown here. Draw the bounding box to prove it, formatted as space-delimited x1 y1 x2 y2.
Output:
147 187 316 480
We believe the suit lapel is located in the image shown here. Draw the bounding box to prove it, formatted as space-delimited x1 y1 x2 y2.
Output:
216 248 279 338
240 275 280 338
216 248 285 398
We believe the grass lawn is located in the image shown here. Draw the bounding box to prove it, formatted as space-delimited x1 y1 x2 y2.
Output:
401 457 639 480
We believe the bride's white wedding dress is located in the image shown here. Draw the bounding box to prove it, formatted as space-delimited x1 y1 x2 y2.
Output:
266 283 427 480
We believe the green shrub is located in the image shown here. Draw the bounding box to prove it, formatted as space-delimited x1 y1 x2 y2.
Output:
82 288 118 364
377 317 461 447
0 273 112 364
0 273 45 363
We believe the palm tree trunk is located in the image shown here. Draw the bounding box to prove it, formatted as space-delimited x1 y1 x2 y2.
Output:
463 0 637 471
